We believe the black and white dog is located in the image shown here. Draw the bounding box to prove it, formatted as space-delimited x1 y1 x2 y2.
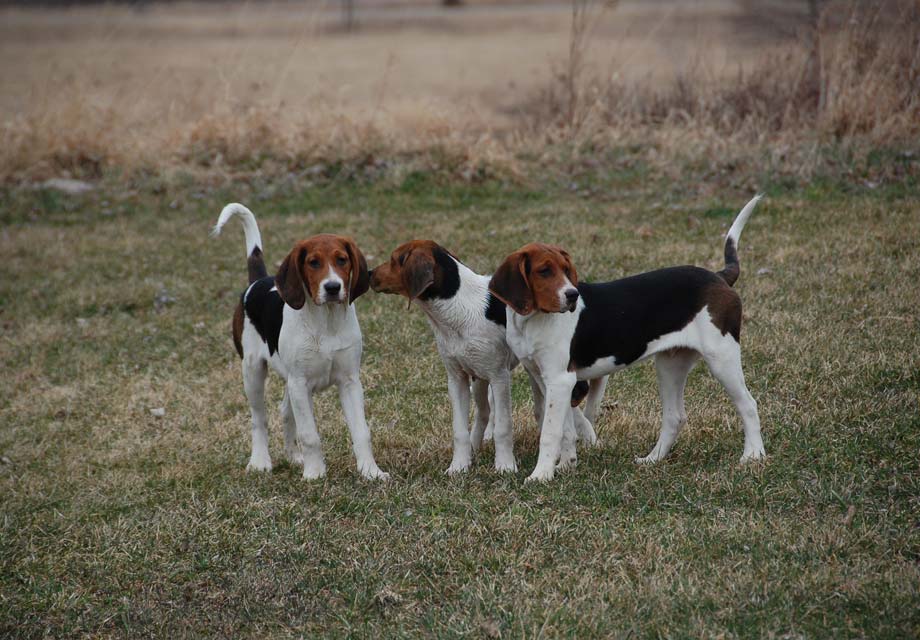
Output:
212 204 389 481
489 196 766 482
369 240 596 474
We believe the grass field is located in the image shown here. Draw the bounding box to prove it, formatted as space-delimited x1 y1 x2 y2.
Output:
1 167 918 637
2 0 919 636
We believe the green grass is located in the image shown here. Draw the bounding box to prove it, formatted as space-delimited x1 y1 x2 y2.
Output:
1 171 918 638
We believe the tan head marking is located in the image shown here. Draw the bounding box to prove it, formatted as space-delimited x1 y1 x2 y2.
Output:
489 243 579 315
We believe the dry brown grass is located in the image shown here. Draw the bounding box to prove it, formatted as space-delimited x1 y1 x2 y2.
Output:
0 0 917 184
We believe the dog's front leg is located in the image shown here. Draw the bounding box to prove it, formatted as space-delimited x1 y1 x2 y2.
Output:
445 369 472 475
527 372 576 483
337 376 389 481
286 377 326 480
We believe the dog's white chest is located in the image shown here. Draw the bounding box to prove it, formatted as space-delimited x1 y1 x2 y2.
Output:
506 305 581 374
278 304 362 390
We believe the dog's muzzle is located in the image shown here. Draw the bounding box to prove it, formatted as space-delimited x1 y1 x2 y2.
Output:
564 288 579 312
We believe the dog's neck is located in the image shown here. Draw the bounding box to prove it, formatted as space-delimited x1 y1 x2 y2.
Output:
295 296 352 334
509 300 582 336
417 258 490 337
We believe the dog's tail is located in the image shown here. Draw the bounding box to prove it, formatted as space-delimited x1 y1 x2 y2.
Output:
211 203 268 284
718 194 762 287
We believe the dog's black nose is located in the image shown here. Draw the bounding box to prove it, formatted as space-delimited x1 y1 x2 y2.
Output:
565 288 579 304
324 282 342 296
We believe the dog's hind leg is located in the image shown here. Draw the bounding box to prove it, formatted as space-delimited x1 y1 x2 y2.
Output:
242 358 272 472
470 378 491 455
528 372 545 429
636 349 699 464
573 407 597 446
280 387 303 467
557 408 578 471
583 375 608 425
488 375 517 473
702 341 765 463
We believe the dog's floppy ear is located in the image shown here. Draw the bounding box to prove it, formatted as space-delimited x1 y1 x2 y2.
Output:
275 245 307 310
559 248 578 287
342 237 369 303
489 250 533 315
402 250 436 301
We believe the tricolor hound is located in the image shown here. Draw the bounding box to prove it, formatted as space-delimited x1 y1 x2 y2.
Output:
489 195 767 482
369 240 596 475
212 204 389 481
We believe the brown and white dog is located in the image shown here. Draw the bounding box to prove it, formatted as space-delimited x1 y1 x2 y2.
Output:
212 204 388 481
489 195 766 482
369 240 596 475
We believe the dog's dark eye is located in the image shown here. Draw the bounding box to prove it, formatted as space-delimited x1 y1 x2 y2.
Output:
398 254 407 266
538 267 553 277
308 258 321 269
335 256 347 267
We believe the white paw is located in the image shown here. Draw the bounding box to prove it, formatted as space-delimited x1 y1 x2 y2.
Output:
556 453 577 472
284 447 304 467
525 466 555 483
635 452 663 465
494 456 518 473
302 461 327 480
246 452 272 472
574 416 598 446
740 446 766 463
482 427 494 442
446 458 471 476
358 460 390 481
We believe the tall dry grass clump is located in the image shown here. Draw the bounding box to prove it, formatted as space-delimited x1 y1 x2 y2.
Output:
1 0 917 186
520 0 920 180
0 100 514 185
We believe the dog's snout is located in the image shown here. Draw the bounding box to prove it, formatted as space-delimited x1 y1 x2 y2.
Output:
324 282 342 296
565 288 579 304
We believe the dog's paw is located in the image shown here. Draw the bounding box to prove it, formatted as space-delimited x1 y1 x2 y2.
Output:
284 448 305 467
445 458 471 476
556 453 577 472
358 461 391 481
494 456 518 474
740 446 766 463
301 461 327 480
635 444 667 465
525 466 555 483
482 427 494 442
579 432 599 447
246 453 273 473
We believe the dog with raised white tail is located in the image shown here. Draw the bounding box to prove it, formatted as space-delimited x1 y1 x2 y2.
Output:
212 203 388 481
489 195 767 482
